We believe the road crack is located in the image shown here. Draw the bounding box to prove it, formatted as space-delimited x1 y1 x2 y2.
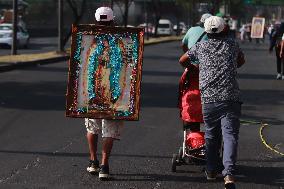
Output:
0 157 40 184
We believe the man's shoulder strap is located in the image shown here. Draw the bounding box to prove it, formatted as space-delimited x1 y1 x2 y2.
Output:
196 31 207 43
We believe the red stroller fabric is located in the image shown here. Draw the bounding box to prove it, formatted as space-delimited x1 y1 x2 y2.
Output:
186 131 205 149
179 64 203 123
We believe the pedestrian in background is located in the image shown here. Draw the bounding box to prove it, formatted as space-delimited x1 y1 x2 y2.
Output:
280 32 284 59
239 24 246 42
245 23 252 42
269 21 284 80
85 7 124 180
268 23 274 36
181 13 212 52
179 13 211 133
179 16 245 189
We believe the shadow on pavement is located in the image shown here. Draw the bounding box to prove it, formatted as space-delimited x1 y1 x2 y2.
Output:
241 89 284 107
110 173 206 182
19 65 68 73
241 113 284 126
238 73 275 80
0 81 66 111
237 164 284 187
143 70 181 77
145 54 180 62
141 83 178 108
0 150 171 159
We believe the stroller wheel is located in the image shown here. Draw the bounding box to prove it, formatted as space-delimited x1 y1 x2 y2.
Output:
178 147 183 162
171 154 178 172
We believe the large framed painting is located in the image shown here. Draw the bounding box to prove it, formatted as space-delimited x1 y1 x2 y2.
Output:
251 17 265 38
66 24 144 120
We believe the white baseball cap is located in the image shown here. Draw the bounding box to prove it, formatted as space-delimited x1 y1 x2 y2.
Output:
95 7 114 22
200 13 212 23
204 16 225 34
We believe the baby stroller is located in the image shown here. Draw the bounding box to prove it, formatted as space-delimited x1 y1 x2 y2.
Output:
171 127 224 172
171 128 206 172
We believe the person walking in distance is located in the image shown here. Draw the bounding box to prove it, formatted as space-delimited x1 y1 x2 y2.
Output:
179 16 245 189
269 22 284 80
85 7 124 180
280 32 284 59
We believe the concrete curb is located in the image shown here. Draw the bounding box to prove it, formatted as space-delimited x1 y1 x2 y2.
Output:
0 55 69 72
0 37 182 73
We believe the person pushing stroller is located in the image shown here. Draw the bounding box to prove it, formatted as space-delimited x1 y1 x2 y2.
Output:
179 16 245 189
171 12 212 174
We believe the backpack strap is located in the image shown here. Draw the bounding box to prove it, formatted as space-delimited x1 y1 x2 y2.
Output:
196 31 206 43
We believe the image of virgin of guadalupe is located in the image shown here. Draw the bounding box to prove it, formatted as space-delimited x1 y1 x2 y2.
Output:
76 36 116 112
76 33 135 113
86 36 125 111
90 38 112 109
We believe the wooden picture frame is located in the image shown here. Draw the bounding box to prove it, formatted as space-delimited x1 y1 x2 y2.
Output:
66 24 144 120
251 17 265 39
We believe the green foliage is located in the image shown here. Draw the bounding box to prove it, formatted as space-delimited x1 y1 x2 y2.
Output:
24 0 58 25
244 0 284 5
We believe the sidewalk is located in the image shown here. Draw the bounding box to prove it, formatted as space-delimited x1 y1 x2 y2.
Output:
0 36 183 72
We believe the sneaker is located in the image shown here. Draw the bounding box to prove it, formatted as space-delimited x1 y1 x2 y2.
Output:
99 165 110 180
205 170 217 181
87 160 100 174
224 175 236 189
276 73 281 80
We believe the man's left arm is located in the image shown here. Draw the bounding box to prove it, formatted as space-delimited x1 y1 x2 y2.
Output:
237 50 245 68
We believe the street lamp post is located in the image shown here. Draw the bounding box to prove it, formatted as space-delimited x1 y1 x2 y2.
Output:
111 0 114 9
144 0 149 40
124 0 129 27
58 0 64 52
12 0 18 55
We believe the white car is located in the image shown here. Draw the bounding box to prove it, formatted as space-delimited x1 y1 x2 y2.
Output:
0 23 29 48
157 19 173 36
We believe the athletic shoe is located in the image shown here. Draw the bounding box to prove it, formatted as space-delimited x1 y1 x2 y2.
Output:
276 73 281 80
205 170 217 181
87 159 100 174
99 165 110 180
224 175 236 189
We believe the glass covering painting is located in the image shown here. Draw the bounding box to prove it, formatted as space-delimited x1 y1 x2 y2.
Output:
66 24 144 120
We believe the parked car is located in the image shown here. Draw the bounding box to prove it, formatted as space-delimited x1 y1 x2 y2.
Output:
157 19 173 36
138 23 155 36
173 22 187 34
0 23 29 48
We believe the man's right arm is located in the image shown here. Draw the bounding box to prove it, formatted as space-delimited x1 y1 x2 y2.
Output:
182 44 188 53
181 29 191 53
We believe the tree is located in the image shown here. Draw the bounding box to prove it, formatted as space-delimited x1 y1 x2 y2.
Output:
123 0 129 27
152 0 161 37
176 0 204 26
113 0 134 27
62 0 87 48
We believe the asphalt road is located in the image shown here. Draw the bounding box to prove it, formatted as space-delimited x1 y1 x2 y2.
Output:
0 40 283 189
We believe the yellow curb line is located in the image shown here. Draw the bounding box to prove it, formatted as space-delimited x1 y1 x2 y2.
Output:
259 123 284 156
241 119 284 156
0 51 68 63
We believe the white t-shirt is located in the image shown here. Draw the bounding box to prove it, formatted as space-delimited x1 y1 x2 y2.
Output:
282 34 284 40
